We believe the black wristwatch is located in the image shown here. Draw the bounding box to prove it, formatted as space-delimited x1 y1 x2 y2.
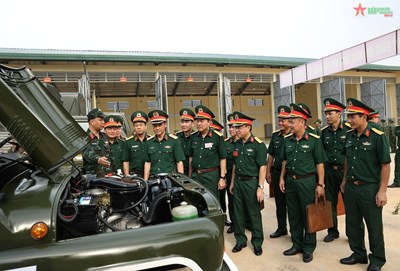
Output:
220 176 226 180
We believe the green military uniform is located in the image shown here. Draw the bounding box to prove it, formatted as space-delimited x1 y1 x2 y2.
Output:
108 139 125 171
144 134 185 175
267 105 291 235
306 125 318 135
320 98 350 241
176 108 196 175
283 103 325 254
342 98 391 269
83 108 113 175
390 125 400 187
122 134 149 177
231 112 267 249
187 105 227 199
225 134 237 226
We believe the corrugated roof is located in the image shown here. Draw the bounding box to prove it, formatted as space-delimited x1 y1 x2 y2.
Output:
0 47 399 71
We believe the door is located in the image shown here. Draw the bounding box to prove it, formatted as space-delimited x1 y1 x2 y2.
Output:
273 81 294 129
361 79 387 120
320 78 346 123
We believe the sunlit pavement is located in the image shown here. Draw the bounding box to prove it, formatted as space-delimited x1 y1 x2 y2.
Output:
225 154 400 271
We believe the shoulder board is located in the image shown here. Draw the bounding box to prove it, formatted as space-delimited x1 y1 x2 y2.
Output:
191 130 197 135
147 135 155 140
347 129 354 133
254 137 263 143
308 125 315 130
321 125 329 131
272 129 280 134
345 122 351 128
214 130 223 137
309 133 320 139
224 138 230 141
126 135 134 141
284 133 293 138
371 128 384 135
169 133 178 139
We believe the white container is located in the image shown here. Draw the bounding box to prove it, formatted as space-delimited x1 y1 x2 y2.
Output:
171 201 198 221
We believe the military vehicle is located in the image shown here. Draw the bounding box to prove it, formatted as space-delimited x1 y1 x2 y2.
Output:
0 64 237 271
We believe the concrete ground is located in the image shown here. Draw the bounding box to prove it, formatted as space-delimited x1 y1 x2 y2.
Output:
224 154 400 271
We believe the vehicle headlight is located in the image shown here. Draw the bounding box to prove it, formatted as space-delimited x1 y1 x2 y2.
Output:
30 222 48 240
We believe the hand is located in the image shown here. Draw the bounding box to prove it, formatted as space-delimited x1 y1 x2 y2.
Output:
218 178 226 190
315 186 325 198
279 177 285 193
340 180 346 194
266 172 272 184
229 183 234 195
257 187 264 202
98 156 110 167
375 190 387 207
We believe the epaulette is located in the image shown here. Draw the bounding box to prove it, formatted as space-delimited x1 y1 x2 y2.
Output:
308 125 315 130
214 130 223 137
345 122 351 128
371 128 384 135
146 134 153 138
191 130 197 135
147 135 155 140
225 138 230 141
321 125 329 131
254 137 263 143
284 133 292 138
175 130 183 135
272 129 280 134
309 133 320 139
169 133 178 139
346 129 354 133
126 135 134 141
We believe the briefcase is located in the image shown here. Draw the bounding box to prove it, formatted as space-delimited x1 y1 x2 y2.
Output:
306 195 333 234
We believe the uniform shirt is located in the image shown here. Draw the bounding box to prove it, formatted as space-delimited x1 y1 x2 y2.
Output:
121 134 149 173
176 130 195 169
83 130 113 175
225 137 238 172
320 122 351 165
233 135 267 177
187 128 227 170
368 121 383 131
342 124 391 183
267 130 291 171
144 133 185 175
396 126 400 153
108 138 125 171
282 132 325 175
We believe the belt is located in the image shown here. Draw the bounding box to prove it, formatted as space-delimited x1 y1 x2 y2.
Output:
347 179 367 186
287 172 315 180
237 176 257 181
327 163 344 171
131 169 144 175
195 166 219 174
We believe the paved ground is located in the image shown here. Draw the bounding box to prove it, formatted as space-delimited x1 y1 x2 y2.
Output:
224 154 400 271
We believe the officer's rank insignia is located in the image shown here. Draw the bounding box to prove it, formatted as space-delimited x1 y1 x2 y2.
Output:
325 101 330 106
198 108 203 113
362 142 371 146
153 111 159 117
137 113 141 117
183 110 187 115
301 145 310 148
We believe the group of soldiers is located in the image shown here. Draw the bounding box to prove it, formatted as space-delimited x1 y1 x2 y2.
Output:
82 97 395 271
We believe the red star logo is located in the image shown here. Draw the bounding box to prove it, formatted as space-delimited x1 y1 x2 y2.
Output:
354 3 367 16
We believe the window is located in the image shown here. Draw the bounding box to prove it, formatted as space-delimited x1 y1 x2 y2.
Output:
107 101 129 111
247 99 263 107
147 101 158 109
183 99 202 108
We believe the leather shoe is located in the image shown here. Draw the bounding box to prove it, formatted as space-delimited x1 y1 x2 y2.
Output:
227 225 235 234
270 230 288 238
388 182 400 188
232 244 247 253
367 263 381 271
340 255 368 265
253 246 263 256
283 247 302 256
303 252 313 263
224 220 232 226
323 233 339 242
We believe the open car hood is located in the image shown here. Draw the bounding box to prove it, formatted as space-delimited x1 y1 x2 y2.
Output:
0 64 89 172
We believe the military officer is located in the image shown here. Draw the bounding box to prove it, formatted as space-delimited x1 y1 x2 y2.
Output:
122 111 150 177
266 105 291 239
339 98 391 271
279 103 325 263
389 121 400 188
313 118 322 136
320 98 350 243
368 111 383 131
187 105 227 199
83 108 113 175
225 113 239 234
104 115 125 173
229 112 266 256
211 119 224 132
175 108 196 175
143 110 185 180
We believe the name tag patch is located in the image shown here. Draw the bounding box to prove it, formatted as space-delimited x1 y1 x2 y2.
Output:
205 142 214 149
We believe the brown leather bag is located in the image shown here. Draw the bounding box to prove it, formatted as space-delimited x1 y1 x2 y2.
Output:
306 195 333 234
